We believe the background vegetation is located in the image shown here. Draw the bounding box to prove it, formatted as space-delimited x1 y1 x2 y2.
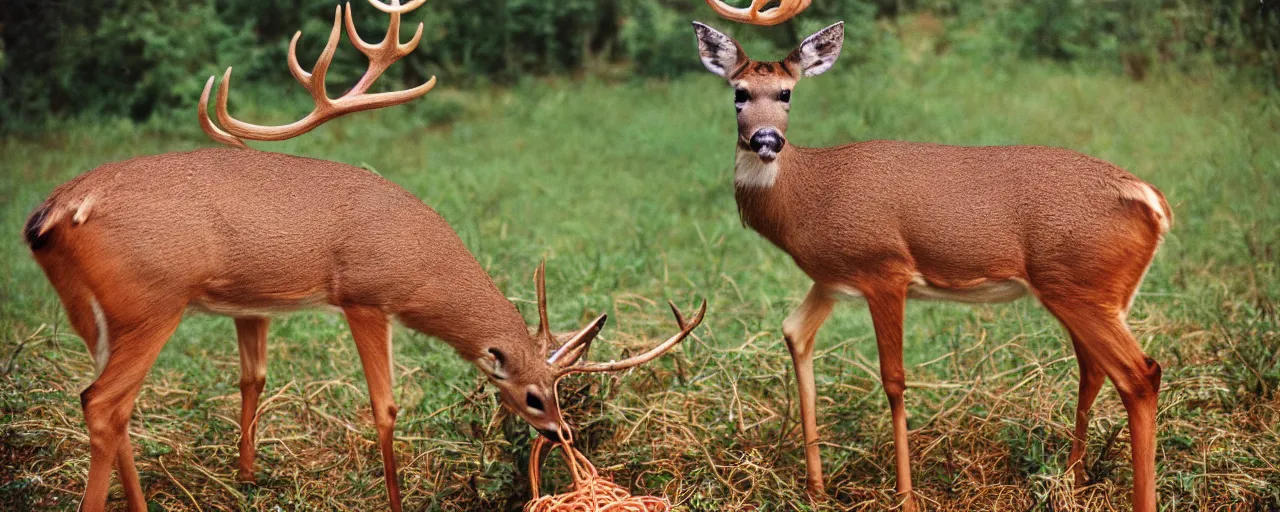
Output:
2 0 1279 510
1 0 1278 129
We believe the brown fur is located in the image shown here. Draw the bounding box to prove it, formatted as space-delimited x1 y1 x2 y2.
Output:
695 20 1171 511
25 148 569 511
737 141 1170 289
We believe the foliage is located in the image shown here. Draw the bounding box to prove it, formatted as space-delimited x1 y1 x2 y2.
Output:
3 0 1278 130
0 0 258 128
949 0 1280 80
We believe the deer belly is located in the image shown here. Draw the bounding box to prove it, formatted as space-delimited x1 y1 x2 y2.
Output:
906 276 1030 304
189 290 338 317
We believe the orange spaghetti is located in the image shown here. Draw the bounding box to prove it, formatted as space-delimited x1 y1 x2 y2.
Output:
525 435 669 512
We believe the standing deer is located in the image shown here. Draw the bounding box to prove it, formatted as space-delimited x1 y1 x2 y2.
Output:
19 2 706 511
693 21 1171 511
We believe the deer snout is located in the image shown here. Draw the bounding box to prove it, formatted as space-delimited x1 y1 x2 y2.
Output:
749 129 785 161
537 424 563 442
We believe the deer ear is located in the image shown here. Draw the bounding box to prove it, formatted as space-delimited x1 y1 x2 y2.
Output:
693 22 746 78
786 21 844 77
478 348 509 380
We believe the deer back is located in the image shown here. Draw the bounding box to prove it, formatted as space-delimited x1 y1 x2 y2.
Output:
25 148 526 356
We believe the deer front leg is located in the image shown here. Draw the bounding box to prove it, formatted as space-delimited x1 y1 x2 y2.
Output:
864 285 916 511
234 317 269 482
781 284 836 497
343 306 403 512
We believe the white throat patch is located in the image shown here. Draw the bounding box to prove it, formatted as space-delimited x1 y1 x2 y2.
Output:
735 148 779 188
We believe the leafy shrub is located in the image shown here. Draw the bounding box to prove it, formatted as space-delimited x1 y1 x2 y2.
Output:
621 0 704 77
1 0 1276 130
0 0 257 129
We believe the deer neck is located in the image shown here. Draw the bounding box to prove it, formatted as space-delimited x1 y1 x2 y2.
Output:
733 144 798 248
395 268 533 361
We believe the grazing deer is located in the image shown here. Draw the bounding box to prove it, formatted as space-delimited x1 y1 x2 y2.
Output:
693 21 1171 511
20 2 707 511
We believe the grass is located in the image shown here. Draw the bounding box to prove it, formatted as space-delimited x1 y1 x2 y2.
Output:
2 48 1279 511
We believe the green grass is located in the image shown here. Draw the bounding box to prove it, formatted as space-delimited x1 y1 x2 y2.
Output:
2 50 1278 511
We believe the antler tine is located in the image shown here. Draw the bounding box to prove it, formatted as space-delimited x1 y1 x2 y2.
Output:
704 0 812 26
533 261 554 351
199 76 247 149
558 300 707 376
286 32 313 86
308 6 344 107
199 0 436 146
668 300 688 330
547 313 607 367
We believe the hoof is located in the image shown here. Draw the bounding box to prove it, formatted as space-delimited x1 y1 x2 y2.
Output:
804 481 827 500
897 493 919 512
236 470 257 484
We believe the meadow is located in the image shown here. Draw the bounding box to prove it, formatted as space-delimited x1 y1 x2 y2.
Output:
2 47 1278 510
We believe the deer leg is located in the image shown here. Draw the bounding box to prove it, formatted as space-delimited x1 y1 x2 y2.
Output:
1066 330 1105 487
343 306 402 512
79 309 183 512
234 317 270 482
1046 301 1160 512
864 285 915 511
115 436 145 511
781 284 836 497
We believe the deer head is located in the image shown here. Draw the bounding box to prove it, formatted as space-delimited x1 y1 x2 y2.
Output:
692 21 844 162
473 262 706 440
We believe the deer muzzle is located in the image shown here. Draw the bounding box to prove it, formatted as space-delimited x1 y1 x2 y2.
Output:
537 425 564 442
749 129 785 161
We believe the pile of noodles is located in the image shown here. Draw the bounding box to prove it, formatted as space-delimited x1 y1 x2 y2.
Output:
525 435 669 512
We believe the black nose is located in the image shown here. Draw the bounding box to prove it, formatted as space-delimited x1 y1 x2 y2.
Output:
537 428 562 442
749 129 785 154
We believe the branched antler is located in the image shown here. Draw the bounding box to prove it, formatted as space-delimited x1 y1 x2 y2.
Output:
199 0 436 147
704 0 812 26
553 300 707 378
530 262 706 379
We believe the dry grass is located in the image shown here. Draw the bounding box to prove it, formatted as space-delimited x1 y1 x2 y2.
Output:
3 297 1277 510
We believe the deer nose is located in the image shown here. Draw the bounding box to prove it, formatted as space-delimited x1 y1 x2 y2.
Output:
537 426 563 442
749 129 785 160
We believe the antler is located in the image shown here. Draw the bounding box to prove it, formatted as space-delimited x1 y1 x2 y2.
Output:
704 0 812 26
553 300 707 378
199 0 437 148
533 260 556 354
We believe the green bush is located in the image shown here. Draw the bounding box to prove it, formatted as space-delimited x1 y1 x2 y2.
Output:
0 0 257 129
949 0 1279 80
621 0 702 77
1 0 1276 131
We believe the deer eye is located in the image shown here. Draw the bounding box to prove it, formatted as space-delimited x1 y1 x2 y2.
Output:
779 89 791 102
734 89 749 103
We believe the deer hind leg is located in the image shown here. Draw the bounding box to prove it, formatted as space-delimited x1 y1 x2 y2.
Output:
76 303 183 512
234 317 270 482
343 306 402 512
862 283 917 511
781 284 836 497
1042 297 1160 512
1065 328 1105 487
